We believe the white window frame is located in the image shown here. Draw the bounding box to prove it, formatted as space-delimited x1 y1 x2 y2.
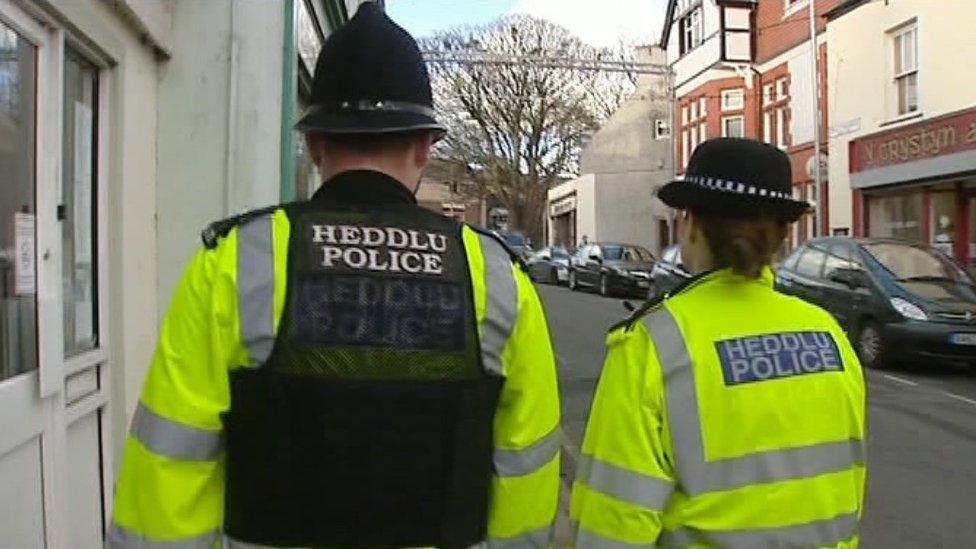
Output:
654 119 671 140
681 6 704 53
690 125 698 150
699 96 707 118
721 88 745 112
690 101 697 122
776 78 789 102
784 0 809 18
699 121 707 142
776 106 789 149
892 22 919 115
722 115 745 138
681 105 689 125
682 130 690 168
763 83 774 106
763 110 773 144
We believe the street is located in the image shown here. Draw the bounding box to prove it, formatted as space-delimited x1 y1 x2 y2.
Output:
537 283 976 548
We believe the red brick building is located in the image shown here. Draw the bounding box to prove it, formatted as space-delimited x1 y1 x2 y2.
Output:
661 0 842 245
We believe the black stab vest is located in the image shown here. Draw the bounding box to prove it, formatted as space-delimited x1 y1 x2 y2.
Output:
222 200 503 548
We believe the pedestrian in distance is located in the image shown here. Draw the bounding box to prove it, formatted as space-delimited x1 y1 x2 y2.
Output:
570 138 867 547
109 3 561 548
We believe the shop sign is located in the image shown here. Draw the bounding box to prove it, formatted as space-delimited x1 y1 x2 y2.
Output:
850 107 976 173
550 195 576 217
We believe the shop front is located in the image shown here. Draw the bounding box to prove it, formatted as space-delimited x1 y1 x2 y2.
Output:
548 193 577 249
850 107 976 272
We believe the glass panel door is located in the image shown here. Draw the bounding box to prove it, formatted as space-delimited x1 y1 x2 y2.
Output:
0 16 38 381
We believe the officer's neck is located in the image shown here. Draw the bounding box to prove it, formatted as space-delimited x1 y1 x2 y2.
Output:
321 160 420 194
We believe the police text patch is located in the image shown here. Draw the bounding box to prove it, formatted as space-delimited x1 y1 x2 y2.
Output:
715 332 844 386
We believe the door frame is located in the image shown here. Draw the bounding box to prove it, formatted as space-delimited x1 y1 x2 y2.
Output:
0 1 114 546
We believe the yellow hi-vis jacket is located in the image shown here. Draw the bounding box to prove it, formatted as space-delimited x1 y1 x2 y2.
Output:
571 268 867 548
109 209 561 548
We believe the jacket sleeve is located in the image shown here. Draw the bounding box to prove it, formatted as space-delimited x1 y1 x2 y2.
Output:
463 227 562 547
109 212 288 548
569 318 676 547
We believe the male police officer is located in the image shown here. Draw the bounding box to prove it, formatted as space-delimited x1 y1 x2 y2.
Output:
110 4 561 547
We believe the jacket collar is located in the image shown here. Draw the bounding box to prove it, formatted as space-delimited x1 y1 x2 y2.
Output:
310 170 417 206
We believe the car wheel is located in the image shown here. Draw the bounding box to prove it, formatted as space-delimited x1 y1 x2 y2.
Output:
856 320 887 369
569 270 578 291
599 274 610 297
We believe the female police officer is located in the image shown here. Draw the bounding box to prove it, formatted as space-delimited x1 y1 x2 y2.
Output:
570 138 867 547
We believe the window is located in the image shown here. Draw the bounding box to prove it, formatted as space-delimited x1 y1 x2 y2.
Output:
823 244 859 279
892 22 918 115
776 107 789 149
699 122 707 142
781 247 804 272
930 191 957 258
776 78 789 102
602 245 654 262
721 88 744 111
795 246 827 279
680 7 704 54
681 105 688 125
0 18 38 380
763 83 774 106
682 130 690 168
690 101 697 121
690 125 698 150
699 96 707 117
722 116 745 138
62 49 100 355
763 110 773 144
867 192 922 241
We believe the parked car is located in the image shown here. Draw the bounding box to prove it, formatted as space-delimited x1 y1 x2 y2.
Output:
494 230 532 260
527 247 571 285
568 242 655 297
650 244 691 299
775 237 976 369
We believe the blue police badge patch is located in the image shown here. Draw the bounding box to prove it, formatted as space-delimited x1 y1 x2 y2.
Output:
715 331 844 386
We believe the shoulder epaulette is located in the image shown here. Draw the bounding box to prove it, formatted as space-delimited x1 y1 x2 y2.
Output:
200 204 284 249
468 226 529 272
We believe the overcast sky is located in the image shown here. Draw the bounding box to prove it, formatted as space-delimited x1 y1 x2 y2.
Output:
385 0 669 47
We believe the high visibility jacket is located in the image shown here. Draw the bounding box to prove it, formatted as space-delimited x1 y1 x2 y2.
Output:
570 268 866 548
109 172 561 548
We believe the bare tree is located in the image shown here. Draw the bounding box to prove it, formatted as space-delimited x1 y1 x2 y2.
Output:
423 15 636 242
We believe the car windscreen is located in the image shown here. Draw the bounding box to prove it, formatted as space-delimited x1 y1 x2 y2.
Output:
863 243 972 284
602 245 653 262
551 247 569 259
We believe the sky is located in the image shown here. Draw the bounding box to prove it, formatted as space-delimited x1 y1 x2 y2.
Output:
386 0 670 48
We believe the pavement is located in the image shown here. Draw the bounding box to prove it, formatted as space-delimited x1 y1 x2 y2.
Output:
535 282 976 548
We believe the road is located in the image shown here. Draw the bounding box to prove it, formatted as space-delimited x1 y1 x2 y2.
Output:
536 283 976 548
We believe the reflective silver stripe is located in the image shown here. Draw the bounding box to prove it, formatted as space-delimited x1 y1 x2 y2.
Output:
570 522 650 549
645 307 866 496
478 233 518 377
486 524 554 548
106 522 219 549
657 512 859 548
576 455 674 511
130 402 222 461
238 214 276 366
494 426 561 477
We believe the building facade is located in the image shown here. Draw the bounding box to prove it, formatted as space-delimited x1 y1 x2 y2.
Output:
546 47 673 255
661 0 841 245
827 0 976 272
415 159 488 226
0 1 369 546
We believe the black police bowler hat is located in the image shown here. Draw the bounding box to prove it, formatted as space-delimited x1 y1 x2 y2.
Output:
294 2 446 136
658 138 810 221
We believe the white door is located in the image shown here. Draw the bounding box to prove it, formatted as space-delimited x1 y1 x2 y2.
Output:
0 3 110 547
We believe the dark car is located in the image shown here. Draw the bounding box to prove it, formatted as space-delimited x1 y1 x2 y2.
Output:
527 247 571 285
650 244 691 299
568 242 655 297
493 230 532 260
775 237 976 369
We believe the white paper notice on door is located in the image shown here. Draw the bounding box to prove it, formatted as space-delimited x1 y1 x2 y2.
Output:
14 212 35 295
74 102 93 264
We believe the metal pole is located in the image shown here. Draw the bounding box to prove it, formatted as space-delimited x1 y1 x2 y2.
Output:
809 0 824 237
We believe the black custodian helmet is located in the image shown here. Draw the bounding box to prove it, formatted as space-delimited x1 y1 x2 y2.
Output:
294 2 446 137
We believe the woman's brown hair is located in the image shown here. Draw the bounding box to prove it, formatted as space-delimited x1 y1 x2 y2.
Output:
695 214 790 278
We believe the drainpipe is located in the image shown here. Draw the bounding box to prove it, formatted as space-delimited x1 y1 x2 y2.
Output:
809 0 824 237
280 0 298 201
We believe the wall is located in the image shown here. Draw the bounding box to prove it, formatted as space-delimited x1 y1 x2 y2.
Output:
593 173 662 253
155 0 286 320
755 0 843 64
827 0 976 233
